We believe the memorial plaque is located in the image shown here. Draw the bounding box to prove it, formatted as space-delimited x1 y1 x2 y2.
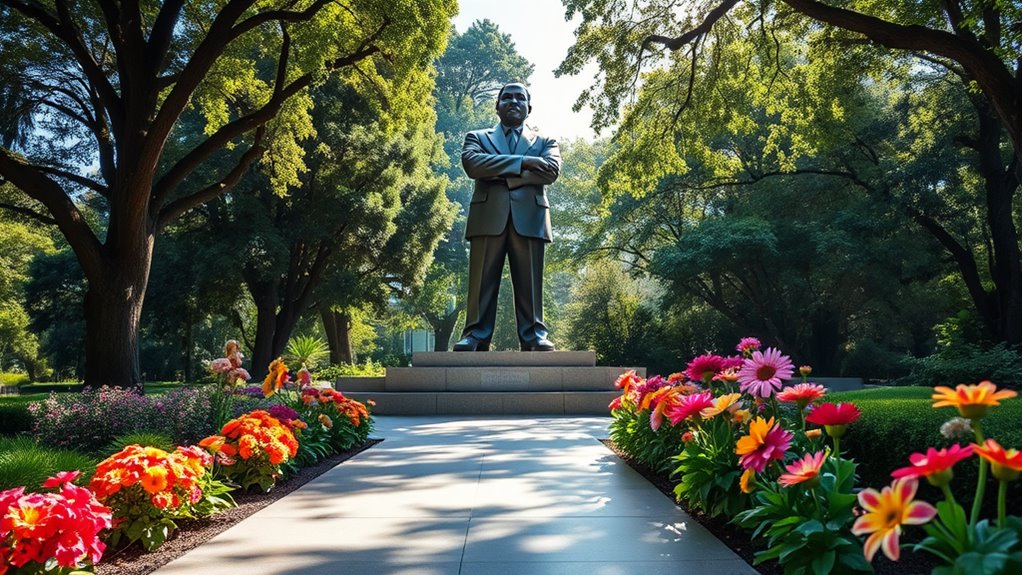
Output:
481 371 530 387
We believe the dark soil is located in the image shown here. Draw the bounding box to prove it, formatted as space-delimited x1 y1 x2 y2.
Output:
601 439 938 575
95 439 382 575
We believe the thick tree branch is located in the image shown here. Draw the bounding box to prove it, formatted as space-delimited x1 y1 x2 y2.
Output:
152 35 385 209
156 129 266 230
33 164 109 196
778 0 1019 163
0 202 57 225
147 0 186 75
0 150 104 278
643 0 741 51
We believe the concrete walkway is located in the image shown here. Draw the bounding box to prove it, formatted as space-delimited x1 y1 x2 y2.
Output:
155 417 756 575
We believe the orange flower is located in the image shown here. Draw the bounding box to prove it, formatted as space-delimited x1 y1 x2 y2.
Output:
740 468 755 494
972 439 1022 482
318 414 334 429
852 478 936 562
262 357 289 397
805 428 822 440
779 451 826 488
140 467 169 494
932 380 1017 419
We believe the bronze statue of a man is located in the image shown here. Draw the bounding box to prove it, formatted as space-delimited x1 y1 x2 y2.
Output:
453 83 561 352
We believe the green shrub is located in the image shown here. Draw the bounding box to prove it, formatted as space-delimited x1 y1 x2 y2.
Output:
0 373 29 387
0 436 96 490
895 343 1022 388
317 360 386 379
106 431 176 454
0 402 34 435
608 407 685 475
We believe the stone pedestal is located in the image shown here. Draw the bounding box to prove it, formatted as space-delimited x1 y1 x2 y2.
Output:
340 351 643 416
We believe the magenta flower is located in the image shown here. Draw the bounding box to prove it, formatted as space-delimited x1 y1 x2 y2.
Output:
665 391 715 425
684 354 725 383
736 337 761 354
737 347 795 398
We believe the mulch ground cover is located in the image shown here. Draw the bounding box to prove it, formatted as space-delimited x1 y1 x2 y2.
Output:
95 438 382 575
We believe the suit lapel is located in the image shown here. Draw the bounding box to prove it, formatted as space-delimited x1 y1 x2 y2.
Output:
516 127 538 155
485 124 510 155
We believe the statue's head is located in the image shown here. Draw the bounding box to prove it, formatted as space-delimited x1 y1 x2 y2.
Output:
496 82 531 127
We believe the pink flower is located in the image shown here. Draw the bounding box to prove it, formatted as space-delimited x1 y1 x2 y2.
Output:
776 383 827 406
684 355 725 383
736 416 793 472
297 367 312 387
736 337 761 354
737 347 795 398
779 451 826 488
665 391 715 425
209 358 232 373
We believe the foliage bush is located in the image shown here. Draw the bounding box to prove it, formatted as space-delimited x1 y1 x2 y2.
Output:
896 343 1022 389
0 372 29 387
28 386 216 453
0 402 34 435
608 406 685 475
318 360 386 379
0 436 96 491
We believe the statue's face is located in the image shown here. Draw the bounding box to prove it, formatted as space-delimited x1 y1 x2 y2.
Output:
496 84 530 127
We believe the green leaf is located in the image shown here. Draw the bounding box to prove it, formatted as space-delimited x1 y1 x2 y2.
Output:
811 550 836 575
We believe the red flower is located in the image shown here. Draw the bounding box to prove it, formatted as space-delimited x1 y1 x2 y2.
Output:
42 471 82 489
805 402 862 426
891 445 974 485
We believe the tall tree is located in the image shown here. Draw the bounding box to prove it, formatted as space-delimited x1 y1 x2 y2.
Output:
0 0 455 387
559 0 1022 345
205 75 454 373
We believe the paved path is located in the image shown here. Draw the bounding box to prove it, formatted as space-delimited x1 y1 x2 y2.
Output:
155 416 756 575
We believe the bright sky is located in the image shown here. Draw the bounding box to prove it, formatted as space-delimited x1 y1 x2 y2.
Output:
452 0 599 142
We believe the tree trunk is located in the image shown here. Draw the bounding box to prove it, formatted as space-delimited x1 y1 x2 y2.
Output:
431 309 459 351
321 304 342 364
82 247 153 390
249 280 279 379
336 310 356 364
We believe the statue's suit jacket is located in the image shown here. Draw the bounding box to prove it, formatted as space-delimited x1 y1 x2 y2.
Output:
461 124 561 241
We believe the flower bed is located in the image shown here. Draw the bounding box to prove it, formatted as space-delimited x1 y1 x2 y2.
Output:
0 344 376 572
608 338 1022 575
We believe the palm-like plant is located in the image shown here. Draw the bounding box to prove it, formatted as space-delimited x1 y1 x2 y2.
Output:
285 335 330 370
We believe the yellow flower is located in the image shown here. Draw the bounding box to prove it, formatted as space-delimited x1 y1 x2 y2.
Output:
740 468 755 494
932 380 1017 419
731 409 752 424
852 478 936 562
700 393 742 419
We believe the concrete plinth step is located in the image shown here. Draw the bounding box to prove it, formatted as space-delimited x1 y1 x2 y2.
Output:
412 351 596 367
344 391 618 415
385 365 643 392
